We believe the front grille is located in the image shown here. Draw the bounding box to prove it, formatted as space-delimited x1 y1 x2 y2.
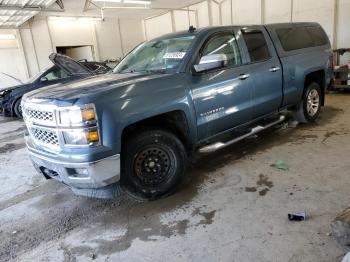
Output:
25 108 54 122
30 127 59 147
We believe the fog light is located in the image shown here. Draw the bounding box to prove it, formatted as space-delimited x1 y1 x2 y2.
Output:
86 130 99 143
75 168 89 176
63 129 99 145
67 168 89 178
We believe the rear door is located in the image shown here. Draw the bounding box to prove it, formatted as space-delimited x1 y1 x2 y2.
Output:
189 30 255 140
240 27 283 118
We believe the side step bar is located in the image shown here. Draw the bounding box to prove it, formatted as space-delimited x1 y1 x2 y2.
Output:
199 115 286 154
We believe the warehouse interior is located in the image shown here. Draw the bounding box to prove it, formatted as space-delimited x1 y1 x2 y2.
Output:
1 0 350 82
1 0 350 261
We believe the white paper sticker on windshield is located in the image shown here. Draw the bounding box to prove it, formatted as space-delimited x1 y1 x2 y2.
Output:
163 52 186 59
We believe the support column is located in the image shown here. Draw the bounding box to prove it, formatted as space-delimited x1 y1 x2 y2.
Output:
45 17 55 53
142 19 147 41
16 29 29 79
207 0 213 26
261 0 266 24
117 18 125 57
333 0 339 48
91 20 100 61
170 10 176 32
218 1 222 25
231 0 234 25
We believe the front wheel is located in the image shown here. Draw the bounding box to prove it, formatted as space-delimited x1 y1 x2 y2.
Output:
13 98 23 118
293 82 322 123
122 129 187 200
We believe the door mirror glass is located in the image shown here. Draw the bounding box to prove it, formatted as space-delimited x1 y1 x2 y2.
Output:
40 76 48 82
194 54 228 73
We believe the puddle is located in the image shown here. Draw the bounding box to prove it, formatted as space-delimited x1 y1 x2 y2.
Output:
245 174 274 197
257 174 274 188
245 187 257 192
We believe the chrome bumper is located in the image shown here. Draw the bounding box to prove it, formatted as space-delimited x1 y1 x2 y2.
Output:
29 151 121 189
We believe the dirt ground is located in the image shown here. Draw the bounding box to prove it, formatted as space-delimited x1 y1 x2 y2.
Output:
1 94 350 262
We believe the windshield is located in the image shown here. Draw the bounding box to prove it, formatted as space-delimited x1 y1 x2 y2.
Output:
114 35 195 74
26 71 43 83
25 67 51 84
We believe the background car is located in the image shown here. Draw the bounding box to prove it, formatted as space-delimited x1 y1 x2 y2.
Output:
0 54 111 118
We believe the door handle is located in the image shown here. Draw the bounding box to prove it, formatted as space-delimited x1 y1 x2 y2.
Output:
239 73 250 80
269 66 280 72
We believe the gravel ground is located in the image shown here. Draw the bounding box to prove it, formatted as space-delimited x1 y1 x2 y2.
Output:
1 94 350 262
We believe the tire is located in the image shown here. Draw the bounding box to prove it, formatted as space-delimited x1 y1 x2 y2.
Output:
122 129 187 200
13 98 23 118
293 82 322 123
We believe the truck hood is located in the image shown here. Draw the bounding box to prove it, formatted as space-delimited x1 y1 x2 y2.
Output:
24 73 170 102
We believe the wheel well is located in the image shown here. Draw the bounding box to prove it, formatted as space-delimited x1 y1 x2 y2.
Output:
121 110 192 152
304 70 325 105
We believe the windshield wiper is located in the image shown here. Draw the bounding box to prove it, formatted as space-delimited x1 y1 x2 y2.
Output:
143 69 167 74
118 69 167 74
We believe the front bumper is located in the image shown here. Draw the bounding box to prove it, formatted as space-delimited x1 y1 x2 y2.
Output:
29 151 121 188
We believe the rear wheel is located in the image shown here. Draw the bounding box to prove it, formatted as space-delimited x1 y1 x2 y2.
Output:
293 82 322 123
122 129 187 200
13 98 23 118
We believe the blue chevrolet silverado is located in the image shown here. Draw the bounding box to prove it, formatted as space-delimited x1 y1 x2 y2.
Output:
22 23 332 199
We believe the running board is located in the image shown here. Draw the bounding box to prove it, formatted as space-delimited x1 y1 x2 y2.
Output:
199 115 286 154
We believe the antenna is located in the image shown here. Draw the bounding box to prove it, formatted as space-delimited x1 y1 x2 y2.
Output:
188 25 196 33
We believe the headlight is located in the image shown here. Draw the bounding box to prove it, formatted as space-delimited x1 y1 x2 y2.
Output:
58 103 100 147
58 104 97 127
63 129 99 146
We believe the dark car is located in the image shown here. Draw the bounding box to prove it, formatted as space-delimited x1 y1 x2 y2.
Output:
0 54 111 118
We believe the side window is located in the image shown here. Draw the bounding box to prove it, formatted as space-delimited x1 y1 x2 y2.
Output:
200 33 242 67
242 31 271 63
276 26 328 51
43 67 69 81
307 26 328 46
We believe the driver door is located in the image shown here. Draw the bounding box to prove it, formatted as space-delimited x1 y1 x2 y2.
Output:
189 31 255 140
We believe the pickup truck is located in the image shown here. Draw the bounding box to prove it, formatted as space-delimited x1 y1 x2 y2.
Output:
22 23 332 199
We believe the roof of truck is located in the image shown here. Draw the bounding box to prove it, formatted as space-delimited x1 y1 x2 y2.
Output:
150 22 321 41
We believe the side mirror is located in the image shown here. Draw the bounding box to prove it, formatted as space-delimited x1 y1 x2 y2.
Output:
193 54 228 73
40 76 48 82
